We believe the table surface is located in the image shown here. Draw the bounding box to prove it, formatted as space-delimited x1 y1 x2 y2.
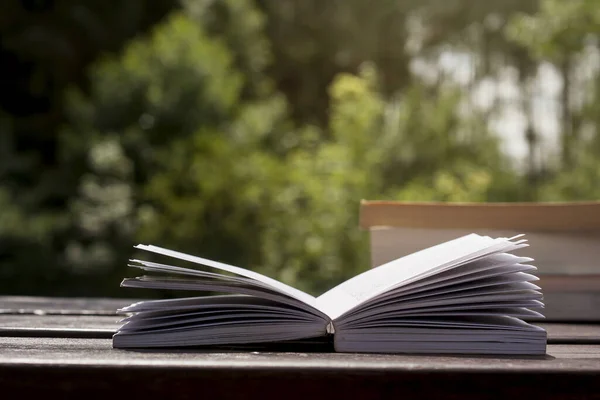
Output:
2 296 600 399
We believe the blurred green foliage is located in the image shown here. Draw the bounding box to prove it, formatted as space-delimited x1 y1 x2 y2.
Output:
1 0 599 297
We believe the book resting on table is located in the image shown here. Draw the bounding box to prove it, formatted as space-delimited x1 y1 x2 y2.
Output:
112 233 547 355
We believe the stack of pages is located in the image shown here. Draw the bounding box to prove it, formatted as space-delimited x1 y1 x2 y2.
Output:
113 233 547 355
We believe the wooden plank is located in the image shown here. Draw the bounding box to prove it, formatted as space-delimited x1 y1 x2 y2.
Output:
0 315 120 339
541 291 600 322
0 296 137 315
2 368 599 400
0 337 598 371
542 323 600 343
1 313 599 343
0 315 121 329
1 338 599 399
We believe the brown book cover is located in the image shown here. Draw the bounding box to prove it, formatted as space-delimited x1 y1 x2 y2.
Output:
359 200 600 232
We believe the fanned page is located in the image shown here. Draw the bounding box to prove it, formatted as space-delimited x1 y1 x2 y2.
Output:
113 234 546 355
134 245 317 306
112 246 329 348
316 234 526 319
317 234 547 355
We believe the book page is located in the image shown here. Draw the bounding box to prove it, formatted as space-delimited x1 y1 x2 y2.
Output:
134 244 317 307
129 259 292 292
120 276 326 317
339 291 543 323
333 313 547 355
118 294 315 316
341 315 546 331
344 259 537 315
113 294 329 349
344 307 544 323
316 234 518 319
119 311 320 333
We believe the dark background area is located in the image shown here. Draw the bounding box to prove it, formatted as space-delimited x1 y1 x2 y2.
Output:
1 0 598 298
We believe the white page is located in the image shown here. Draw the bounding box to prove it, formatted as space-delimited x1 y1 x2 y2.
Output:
316 234 518 319
122 320 321 336
121 304 313 322
390 240 530 292
358 280 541 313
384 253 534 296
341 315 545 331
135 244 317 306
121 308 317 325
347 265 538 316
119 294 307 314
339 329 546 339
337 263 538 321
120 276 327 318
334 341 546 355
333 315 547 355
358 293 544 314
120 311 319 332
127 261 300 300
127 263 281 291
129 259 283 291
113 322 327 348
349 299 545 318
342 307 544 328
361 282 541 314
347 307 544 324
340 291 543 325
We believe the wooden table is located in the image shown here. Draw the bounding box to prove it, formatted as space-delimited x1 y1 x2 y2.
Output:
1 296 600 399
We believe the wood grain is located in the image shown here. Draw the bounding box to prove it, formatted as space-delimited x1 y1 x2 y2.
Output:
1 338 600 399
0 296 138 315
0 315 120 338
1 295 600 399
0 337 597 371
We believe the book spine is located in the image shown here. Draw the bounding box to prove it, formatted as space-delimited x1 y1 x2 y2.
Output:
326 321 335 334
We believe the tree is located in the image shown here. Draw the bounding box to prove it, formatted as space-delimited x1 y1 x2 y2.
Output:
2 0 542 296
506 0 600 199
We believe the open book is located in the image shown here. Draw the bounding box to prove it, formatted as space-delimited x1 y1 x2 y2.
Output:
113 233 547 355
